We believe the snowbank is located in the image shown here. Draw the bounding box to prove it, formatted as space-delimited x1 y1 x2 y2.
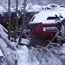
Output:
13 46 62 65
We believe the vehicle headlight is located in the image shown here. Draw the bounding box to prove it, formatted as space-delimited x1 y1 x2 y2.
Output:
43 28 46 31
43 27 59 32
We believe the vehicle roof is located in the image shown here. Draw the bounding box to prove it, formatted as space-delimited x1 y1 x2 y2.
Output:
30 8 65 24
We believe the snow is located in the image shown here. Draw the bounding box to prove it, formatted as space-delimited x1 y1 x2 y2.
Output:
0 24 8 38
16 46 31 65
20 38 30 45
0 38 15 65
0 49 3 56
16 38 30 45
26 4 42 12
15 46 62 65
0 5 7 15
59 43 65 54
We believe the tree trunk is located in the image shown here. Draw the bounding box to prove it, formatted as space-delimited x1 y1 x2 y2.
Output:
14 0 18 42
18 0 27 45
8 0 11 40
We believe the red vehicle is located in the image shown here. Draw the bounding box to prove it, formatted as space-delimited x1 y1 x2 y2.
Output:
29 10 64 41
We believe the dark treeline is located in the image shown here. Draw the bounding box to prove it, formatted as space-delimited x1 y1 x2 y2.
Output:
29 0 65 5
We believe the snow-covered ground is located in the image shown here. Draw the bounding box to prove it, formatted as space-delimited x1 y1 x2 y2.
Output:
0 24 65 65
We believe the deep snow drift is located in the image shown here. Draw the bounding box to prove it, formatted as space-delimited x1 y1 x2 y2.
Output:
0 24 65 65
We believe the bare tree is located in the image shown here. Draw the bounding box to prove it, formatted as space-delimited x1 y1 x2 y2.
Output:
8 0 11 40
18 0 27 45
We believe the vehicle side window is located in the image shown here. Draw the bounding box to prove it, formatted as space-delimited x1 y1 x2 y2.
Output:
47 17 58 20
30 16 35 22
